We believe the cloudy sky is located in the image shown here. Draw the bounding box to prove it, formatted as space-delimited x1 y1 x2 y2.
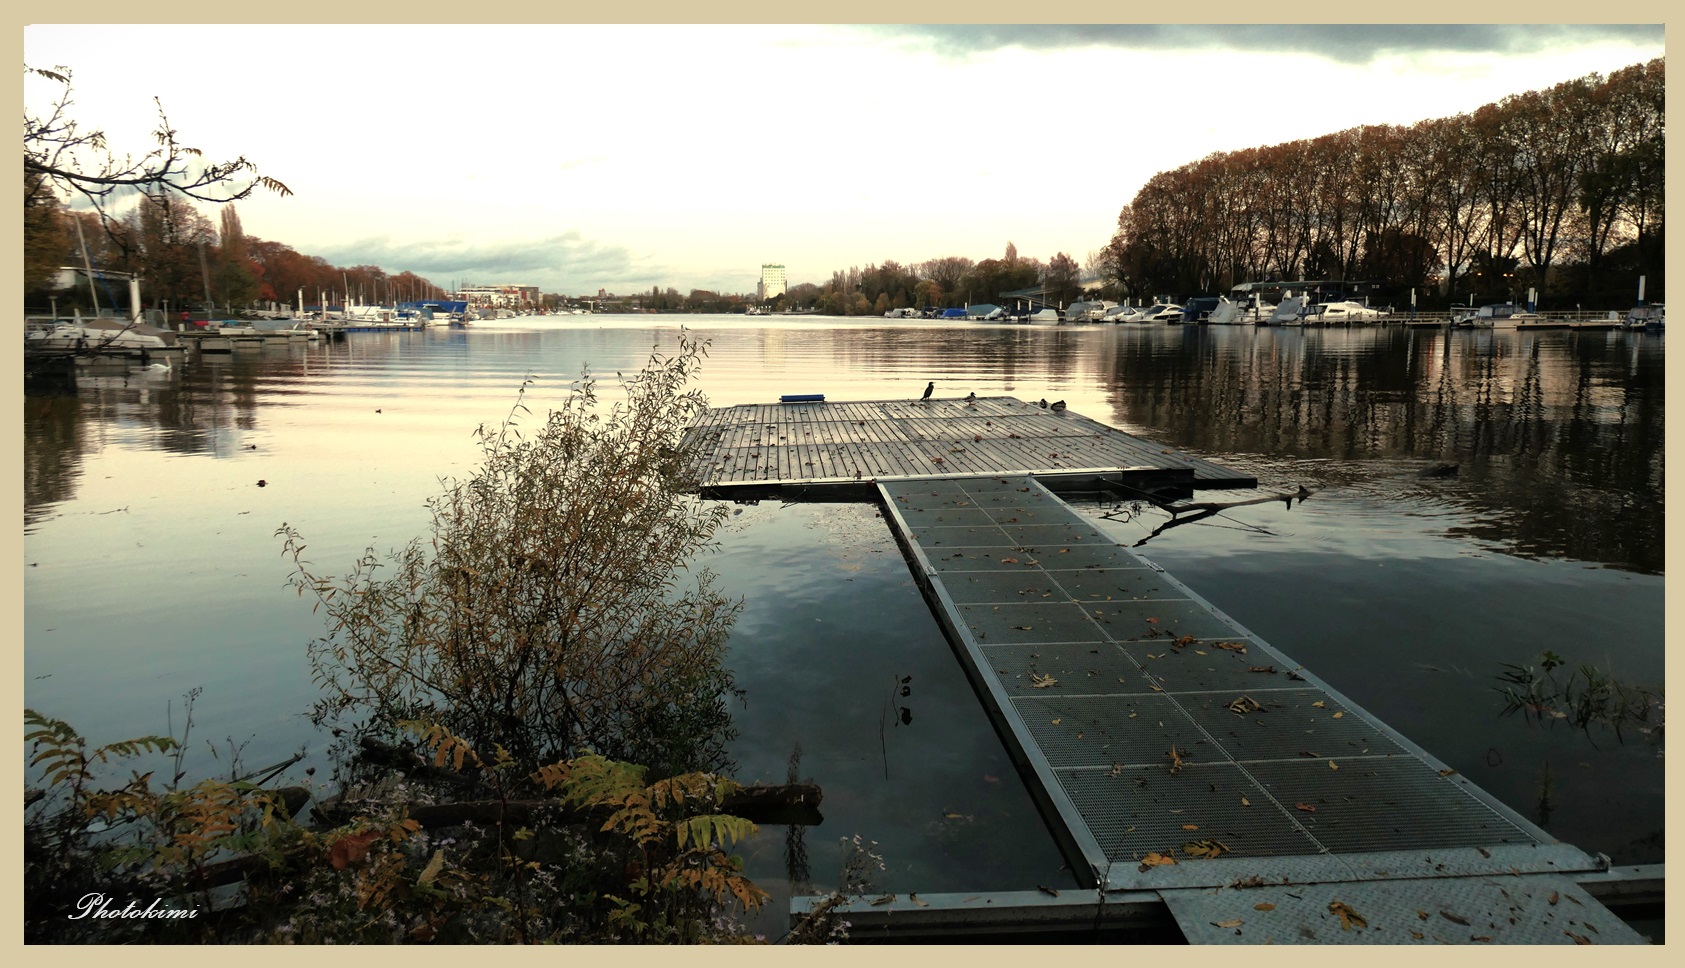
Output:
22 22 1664 297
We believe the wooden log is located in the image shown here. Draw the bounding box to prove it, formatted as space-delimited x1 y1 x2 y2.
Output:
406 783 824 830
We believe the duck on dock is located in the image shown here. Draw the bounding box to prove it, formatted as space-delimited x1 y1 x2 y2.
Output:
1050 400 1067 412
921 381 934 402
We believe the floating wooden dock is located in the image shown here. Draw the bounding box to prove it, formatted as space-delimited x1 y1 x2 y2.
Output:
682 396 1255 498
680 400 1652 943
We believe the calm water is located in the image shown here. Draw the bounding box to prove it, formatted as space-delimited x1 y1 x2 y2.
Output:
23 317 1664 933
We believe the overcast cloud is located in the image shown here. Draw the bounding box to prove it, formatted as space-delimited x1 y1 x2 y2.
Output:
871 24 1664 64
24 23 1665 297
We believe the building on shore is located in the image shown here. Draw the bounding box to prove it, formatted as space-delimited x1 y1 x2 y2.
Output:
457 284 541 311
758 264 787 302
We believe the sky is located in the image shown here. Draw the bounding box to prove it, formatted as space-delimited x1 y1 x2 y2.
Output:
21 21 1666 299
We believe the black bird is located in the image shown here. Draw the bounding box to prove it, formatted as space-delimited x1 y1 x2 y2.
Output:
1050 400 1067 412
1038 398 1048 409
965 391 976 403
921 381 934 401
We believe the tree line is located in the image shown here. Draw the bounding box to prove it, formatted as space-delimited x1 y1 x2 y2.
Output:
24 190 450 318
757 244 1088 316
1099 58 1664 309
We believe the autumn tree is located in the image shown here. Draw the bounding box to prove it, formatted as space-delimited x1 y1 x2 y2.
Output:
1042 251 1083 306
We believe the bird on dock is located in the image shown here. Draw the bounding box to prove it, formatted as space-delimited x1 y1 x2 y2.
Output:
965 391 976 403
921 381 934 402
1050 400 1067 412
1038 398 1048 408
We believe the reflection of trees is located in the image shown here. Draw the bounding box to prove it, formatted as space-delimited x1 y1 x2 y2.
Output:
20 338 400 525
23 390 87 527
1096 328 1663 574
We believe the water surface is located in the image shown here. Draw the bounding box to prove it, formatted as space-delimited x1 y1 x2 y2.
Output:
23 317 1664 933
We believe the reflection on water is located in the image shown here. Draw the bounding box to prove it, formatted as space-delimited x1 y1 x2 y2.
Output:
23 318 1664 929
1075 326 1662 574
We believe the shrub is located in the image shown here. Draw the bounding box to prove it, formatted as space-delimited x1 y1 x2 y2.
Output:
279 332 741 777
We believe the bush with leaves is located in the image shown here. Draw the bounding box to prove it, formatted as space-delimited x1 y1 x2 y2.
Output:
24 710 783 943
279 332 741 778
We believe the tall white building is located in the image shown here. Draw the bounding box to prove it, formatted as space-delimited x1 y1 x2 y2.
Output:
758 264 787 302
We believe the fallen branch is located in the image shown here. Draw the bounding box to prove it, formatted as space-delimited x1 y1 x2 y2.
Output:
186 782 824 892
1162 486 1314 516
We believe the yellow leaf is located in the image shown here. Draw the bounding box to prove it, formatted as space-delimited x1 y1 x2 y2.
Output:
417 849 446 886
1240 797 1251 807
1312 701 1326 708
1332 711 1344 719
1211 918 1243 929
1329 761 1339 770
1182 823 1199 830
1051 718 1062 725
1329 901 1368 931
1183 839 1230 859
1254 902 1276 911
1138 851 1177 868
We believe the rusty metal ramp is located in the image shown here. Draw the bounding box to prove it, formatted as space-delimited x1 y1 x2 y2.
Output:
877 473 1646 943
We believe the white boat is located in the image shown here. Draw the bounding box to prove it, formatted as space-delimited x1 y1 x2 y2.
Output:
1452 303 1521 328
1136 303 1184 323
1027 308 1063 323
25 317 179 353
1624 306 1665 331
1263 296 1307 326
1207 296 1277 325
1064 300 1114 322
1307 300 1383 323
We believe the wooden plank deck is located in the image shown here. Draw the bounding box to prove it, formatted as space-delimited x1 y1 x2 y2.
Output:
682 396 1254 495
863 474 1643 943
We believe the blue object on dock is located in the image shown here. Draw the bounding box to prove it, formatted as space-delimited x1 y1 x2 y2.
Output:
780 393 825 402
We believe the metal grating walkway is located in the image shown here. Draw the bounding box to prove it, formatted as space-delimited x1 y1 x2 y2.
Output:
682 396 1254 496
873 473 1646 943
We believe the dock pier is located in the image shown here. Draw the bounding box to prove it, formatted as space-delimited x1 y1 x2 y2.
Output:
682 397 1657 943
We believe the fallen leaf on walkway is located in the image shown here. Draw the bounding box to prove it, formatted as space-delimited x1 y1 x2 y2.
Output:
1138 852 1177 870
1565 930 1592 944
1167 745 1187 773
1295 802 1317 813
1213 641 1248 653
1184 839 1230 859
1211 919 1243 929
1439 910 1469 926
1030 672 1057 688
1254 902 1276 912
1329 901 1367 931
